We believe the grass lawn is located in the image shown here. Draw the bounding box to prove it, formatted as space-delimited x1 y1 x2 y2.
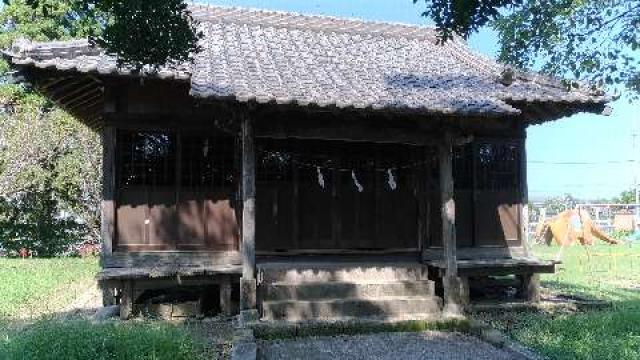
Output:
0 257 100 318
477 243 640 360
0 320 215 360
0 257 231 360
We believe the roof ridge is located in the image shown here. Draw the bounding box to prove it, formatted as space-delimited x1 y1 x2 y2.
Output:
188 3 438 41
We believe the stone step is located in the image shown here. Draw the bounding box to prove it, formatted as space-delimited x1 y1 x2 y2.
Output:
262 280 435 302
261 296 442 321
258 263 429 284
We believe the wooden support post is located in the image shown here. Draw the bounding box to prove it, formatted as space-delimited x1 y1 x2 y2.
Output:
220 278 233 316
459 276 470 306
439 132 463 315
519 135 530 256
292 164 300 249
101 126 116 306
519 273 541 302
101 126 116 256
240 114 257 314
119 280 134 320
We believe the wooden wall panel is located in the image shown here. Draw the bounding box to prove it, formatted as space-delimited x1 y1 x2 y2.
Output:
454 190 474 248
116 189 146 248
474 191 520 247
298 178 334 249
177 191 206 249
115 129 239 252
148 188 178 247
377 171 419 250
204 192 239 251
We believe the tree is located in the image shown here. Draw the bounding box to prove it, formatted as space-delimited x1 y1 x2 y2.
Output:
3 0 201 69
613 189 636 204
415 0 640 96
0 1 102 255
542 193 578 214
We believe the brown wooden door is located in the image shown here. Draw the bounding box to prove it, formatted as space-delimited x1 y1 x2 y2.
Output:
256 139 425 252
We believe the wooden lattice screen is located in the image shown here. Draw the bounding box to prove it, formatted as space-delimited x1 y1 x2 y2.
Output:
255 138 438 252
115 129 239 251
451 139 523 248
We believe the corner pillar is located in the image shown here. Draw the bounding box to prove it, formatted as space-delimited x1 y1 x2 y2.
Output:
100 125 116 306
439 132 463 315
240 114 257 318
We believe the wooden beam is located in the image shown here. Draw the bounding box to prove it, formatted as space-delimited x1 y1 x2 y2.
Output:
439 131 462 315
257 124 440 146
240 113 257 312
101 126 116 258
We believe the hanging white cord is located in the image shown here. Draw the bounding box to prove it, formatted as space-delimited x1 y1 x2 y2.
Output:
316 166 325 189
387 168 397 190
351 170 363 192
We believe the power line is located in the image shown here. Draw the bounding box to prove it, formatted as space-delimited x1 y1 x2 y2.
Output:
529 160 634 165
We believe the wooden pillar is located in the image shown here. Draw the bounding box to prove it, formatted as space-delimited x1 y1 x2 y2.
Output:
439 132 463 315
519 273 540 302
119 280 133 320
101 126 116 256
220 278 233 316
100 126 116 306
519 135 530 257
240 114 257 313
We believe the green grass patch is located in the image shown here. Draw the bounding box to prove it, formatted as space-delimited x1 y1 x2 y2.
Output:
253 318 471 341
0 319 211 360
0 257 99 318
479 243 640 360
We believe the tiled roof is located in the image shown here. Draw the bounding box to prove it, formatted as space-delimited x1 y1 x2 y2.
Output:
5 38 191 80
4 4 609 117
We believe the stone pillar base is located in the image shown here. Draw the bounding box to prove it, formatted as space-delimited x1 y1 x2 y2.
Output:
442 275 468 316
240 277 257 311
518 273 541 302
239 309 260 325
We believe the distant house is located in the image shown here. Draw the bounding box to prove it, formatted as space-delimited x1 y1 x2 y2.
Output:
3 5 610 321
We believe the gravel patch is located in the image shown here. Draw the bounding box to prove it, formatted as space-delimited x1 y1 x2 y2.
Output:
258 331 519 360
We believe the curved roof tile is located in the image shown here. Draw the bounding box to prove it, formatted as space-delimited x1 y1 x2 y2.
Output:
3 4 609 117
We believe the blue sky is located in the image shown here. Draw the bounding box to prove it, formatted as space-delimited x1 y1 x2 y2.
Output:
203 0 637 201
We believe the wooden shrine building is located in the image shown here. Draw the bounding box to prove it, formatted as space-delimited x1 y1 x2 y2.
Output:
4 5 611 321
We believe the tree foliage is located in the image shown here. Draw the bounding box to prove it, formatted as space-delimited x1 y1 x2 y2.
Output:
542 193 578 214
0 1 102 256
4 0 201 69
414 0 523 41
613 189 637 204
96 0 202 69
416 0 640 96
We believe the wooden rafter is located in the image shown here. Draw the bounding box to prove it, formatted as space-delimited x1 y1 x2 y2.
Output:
54 80 101 104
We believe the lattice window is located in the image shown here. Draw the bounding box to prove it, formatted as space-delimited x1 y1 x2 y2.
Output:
181 134 235 188
453 143 474 189
256 139 294 182
474 140 520 191
117 130 177 188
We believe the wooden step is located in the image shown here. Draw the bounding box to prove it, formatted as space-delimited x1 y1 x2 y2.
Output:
261 296 442 321
258 263 429 284
262 280 435 301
